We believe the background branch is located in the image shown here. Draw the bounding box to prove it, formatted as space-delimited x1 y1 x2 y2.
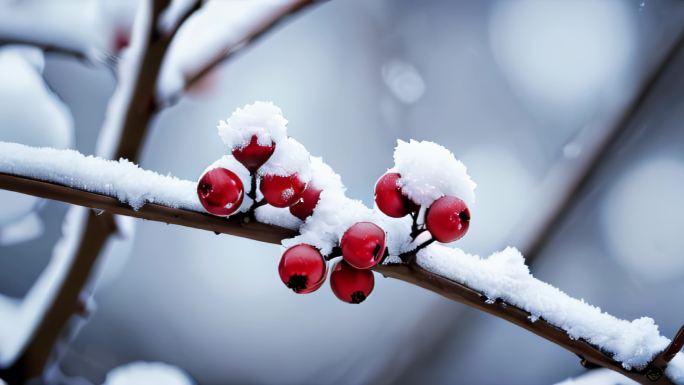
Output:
162 0 321 106
0 170 680 385
0 0 176 381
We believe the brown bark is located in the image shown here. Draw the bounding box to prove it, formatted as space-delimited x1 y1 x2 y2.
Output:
0 171 681 385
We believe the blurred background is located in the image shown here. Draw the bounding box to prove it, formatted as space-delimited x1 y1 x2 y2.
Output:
1 0 684 384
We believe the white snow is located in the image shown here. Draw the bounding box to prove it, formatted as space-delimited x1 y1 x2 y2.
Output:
95 0 150 159
157 0 299 99
280 155 391 255
667 354 684 384
416 244 681 374
258 137 312 182
255 205 301 230
308 156 345 192
217 101 288 149
103 361 194 385
158 0 197 34
0 212 44 246
0 142 202 212
553 369 637 385
393 139 476 207
0 46 73 242
0 1 106 61
0 207 87 365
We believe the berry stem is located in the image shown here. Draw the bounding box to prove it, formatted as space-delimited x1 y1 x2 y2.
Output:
409 211 424 239
398 236 434 264
248 173 257 201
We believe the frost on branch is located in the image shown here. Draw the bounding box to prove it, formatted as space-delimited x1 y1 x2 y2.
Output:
416 245 676 371
0 142 201 212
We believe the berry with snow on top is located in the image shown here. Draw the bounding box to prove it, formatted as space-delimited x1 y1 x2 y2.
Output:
232 134 275 174
289 186 322 220
278 244 327 293
374 172 417 218
393 139 475 207
218 101 288 149
260 173 306 208
330 259 374 304
340 222 386 269
426 196 470 243
197 168 244 216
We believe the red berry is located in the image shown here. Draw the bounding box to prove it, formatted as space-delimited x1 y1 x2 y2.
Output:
197 168 244 216
278 244 327 294
426 196 470 243
330 260 374 304
260 173 306 208
232 135 276 174
340 222 386 269
374 173 417 218
289 186 322 220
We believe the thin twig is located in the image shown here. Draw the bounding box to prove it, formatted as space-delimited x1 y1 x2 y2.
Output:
161 0 321 106
0 171 680 385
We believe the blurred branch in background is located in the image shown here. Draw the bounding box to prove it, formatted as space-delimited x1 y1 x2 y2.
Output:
0 1 321 383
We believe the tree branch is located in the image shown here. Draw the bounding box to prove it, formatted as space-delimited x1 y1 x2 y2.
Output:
0 0 179 381
520 27 684 262
162 0 321 106
0 171 680 385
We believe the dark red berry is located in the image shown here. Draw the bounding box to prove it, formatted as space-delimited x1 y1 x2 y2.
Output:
374 173 417 218
340 222 386 269
289 186 322 220
260 173 306 208
330 260 374 304
232 135 276 174
426 196 470 243
278 244 327 294
197 168 244 216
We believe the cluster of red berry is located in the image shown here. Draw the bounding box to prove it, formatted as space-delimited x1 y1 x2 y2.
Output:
197 135 318 217
197 135 471 305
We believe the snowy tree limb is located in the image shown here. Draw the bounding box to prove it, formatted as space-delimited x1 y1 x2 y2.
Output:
0 169 682 385
0 37 90 62
160 0 320 107
0 0 181 382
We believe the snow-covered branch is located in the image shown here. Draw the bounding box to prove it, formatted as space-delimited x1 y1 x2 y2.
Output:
158 0 319 105
0 141 682 385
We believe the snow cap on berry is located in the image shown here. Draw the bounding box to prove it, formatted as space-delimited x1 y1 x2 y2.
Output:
199 155 252 213
258 137 312 182
392 139 476 207
218 101 288 149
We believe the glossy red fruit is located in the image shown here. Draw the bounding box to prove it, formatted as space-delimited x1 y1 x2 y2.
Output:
330 260 374 304
232 135 276 174
197 168 244 216
426 196 470 243
374 173 417 218
340 222 386 269
278 244 327 293
289 186 322 220
260 173 306 208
